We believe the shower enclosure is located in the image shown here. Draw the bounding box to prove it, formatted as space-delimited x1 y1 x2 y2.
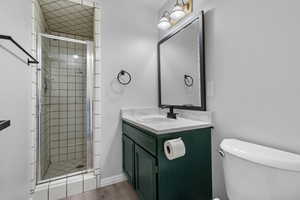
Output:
36 34 93 183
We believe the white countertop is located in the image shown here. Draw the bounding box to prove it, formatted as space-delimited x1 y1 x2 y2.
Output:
121 108 213 135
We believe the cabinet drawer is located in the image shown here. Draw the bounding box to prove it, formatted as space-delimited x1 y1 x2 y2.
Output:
123 122 156 156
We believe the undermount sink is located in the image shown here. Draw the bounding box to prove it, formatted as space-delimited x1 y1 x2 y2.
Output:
137 115 176 123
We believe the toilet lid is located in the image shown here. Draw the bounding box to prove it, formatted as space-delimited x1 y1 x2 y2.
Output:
220 139 300 172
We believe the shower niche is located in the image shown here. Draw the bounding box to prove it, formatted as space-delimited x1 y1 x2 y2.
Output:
37 34 93 182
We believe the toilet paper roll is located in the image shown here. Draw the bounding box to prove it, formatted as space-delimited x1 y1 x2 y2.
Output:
164 138 186 160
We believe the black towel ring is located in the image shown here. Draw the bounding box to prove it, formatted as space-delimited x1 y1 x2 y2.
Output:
117 70 132 85
184 74 194 87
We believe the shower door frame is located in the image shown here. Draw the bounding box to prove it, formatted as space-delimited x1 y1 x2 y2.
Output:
36 33 94 184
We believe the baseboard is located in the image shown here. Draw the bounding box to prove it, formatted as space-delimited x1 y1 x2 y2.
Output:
100 173 128 187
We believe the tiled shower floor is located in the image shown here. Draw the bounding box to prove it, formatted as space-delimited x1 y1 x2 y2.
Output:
43 159 86 180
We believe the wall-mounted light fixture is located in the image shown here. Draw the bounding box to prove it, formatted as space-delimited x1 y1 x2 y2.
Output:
170 0 186 21
158 11 171 30
158 0 193 30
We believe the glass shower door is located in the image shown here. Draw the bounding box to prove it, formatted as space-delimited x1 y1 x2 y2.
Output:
37 34 93 183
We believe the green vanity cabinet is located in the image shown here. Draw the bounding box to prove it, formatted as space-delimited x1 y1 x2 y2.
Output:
122 135 135 185
122 121 212 200
135 145 157 200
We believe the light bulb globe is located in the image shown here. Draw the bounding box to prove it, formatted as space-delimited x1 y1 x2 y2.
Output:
170 5 185 21
158 16 171 30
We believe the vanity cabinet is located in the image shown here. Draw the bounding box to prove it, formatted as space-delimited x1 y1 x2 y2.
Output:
122 121 212 200
135 145 157 200
122 135 135 185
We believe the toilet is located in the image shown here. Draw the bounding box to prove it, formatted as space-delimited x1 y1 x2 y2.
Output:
220 139 300 200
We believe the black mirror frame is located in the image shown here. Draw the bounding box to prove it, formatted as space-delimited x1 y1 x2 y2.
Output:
158 11 206 111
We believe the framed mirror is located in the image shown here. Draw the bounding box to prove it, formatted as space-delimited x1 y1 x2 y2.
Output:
158 12 206 111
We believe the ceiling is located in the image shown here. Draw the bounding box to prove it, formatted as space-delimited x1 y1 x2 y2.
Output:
38 0 94 38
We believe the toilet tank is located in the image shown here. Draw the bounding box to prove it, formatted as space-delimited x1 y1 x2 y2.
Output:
220 139 300 200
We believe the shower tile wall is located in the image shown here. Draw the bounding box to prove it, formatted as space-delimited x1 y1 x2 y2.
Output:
39 24 92 181
50 31 92 41
47 38 87 165
32 0 50 179
31 1 102 190
40 37 51 178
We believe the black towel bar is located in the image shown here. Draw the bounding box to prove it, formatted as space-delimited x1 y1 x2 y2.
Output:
0 120 10 131
117 70 132 85
0 35 39 65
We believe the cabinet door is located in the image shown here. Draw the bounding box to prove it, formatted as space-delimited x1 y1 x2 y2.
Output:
123 135 135 186
135 145 157 200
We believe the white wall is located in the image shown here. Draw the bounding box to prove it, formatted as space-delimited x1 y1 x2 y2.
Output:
98 0 159 178
0 0 32 199
160 0 300 199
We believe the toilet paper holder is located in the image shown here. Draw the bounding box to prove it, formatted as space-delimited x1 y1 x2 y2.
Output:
164 137 186 160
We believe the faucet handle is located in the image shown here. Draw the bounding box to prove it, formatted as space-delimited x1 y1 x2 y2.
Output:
167 112 178 119
167 106 178 119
